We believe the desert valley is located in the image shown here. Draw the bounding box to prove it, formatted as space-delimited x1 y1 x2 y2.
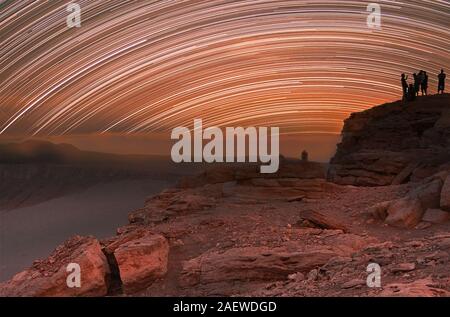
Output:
0 94 449 297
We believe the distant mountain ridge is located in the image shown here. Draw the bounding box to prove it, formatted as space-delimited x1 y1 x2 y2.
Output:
0 140 167 165
0 140 198 210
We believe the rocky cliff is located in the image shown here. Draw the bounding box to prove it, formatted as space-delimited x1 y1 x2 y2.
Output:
328 94 450 186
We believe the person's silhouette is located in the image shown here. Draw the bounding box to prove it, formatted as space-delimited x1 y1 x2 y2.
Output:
413 73 420 96
418 70 424 83
438 69 446 94
401 74 408 100
301 150 309 162
421 71 428 96
407 83 416 101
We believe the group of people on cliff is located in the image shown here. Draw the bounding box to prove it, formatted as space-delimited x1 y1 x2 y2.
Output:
401 69 446 101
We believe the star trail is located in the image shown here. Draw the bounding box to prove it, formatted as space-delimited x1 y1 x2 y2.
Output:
0 0 449 137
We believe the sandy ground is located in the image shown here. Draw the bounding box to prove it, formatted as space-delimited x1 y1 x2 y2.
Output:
0 179 171 282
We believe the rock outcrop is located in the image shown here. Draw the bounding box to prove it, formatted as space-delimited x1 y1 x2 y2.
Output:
180 233 375 288
180 245 338 287
0 230 170 296
328 94 450 186
104 229 169 294
0 236 109 297
367 170 450 228
129 159 331 225
177 158 327 188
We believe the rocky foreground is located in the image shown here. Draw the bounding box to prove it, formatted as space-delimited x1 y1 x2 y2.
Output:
1 94 449 297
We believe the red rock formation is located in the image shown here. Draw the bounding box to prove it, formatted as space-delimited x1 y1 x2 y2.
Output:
180 233 375 288
366 169 450 228
177 158 327 189
0 230 170 296
0 236 109 297
108 232 169 294
329 94 450 186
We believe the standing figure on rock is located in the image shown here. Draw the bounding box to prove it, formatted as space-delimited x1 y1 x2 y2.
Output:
407 83 416 101
401 73 408 100
421 71 429 96
413 73 420 96
301 150 309 162
418 70 424 83
438 69 446 94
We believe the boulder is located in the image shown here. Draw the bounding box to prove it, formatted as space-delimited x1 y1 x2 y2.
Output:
384 177 445 228
296 210 349 232
422 209 450 224
385 198 424 228
391 262 416 273
112 233 169 294
180 246 338 287
409 179 443 209
180 234 374 289
129 188 217 224
0 236 109 297
367 201 391 220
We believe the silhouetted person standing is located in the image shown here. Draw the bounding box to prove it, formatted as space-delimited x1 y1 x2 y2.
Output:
421 71 429 96
438 69 446 94
401 74 408 100
301 150 309 162
418 70 424 94
413 73 420 96
407 83 416 101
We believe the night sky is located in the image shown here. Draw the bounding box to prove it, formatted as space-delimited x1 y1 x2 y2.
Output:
1 0 449 137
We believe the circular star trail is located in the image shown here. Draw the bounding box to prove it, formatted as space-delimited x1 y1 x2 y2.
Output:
0 0 449 136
